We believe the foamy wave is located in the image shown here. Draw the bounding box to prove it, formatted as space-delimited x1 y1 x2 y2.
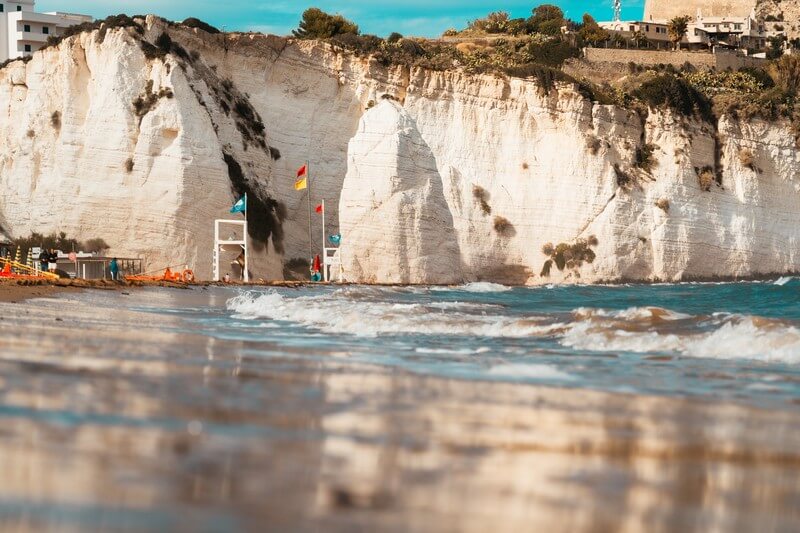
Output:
432 282 512 293
774 276 795 286
572 306 692 322
228 290 558 338
562 309 800 363
228 291 800 363
488 364 576 381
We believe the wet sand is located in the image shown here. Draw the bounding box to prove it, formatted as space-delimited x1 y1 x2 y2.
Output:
0 278 307 304
0 287 799 531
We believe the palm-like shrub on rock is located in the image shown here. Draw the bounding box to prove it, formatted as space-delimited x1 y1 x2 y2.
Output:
540 236 599 277
292 8 359 39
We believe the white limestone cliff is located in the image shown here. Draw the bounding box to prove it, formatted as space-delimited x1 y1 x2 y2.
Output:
338 101 462 284
0 16 799 284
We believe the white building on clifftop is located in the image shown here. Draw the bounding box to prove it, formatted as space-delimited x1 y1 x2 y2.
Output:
0 0 91 62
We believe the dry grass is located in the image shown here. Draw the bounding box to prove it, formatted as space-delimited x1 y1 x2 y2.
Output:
473 185 492 216
697 166 716 192
493 216 515 237
124 158 134 173
587 135 602 155
738 148 755 170
655 198 670 213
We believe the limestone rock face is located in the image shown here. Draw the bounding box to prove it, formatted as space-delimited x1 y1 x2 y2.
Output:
338 101 462 284
1 17 799 284
0 20 282 279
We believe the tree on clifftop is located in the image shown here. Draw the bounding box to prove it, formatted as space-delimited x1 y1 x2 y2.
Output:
667 15 690 51
528 4 565 36
292 8 359 39
579 14 609 46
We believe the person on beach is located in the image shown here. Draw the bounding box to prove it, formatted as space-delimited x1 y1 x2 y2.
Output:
109 258 119 281
48 249 58 273
223 273 231 283
38 248 48 273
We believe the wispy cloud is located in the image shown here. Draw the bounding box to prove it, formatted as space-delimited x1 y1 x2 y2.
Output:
37 1 647 37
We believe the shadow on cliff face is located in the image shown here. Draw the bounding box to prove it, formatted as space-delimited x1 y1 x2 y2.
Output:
475 264 532 285
223 153 286 253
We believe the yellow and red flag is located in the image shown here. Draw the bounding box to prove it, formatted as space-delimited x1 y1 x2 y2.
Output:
294 165 308 191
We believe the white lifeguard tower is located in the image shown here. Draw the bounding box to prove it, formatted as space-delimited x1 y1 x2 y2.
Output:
213 219 249 282
318 199 343 282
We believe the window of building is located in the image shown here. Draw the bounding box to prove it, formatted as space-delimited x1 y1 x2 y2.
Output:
0 5 4 13
17 5 22 11
42 26 49 35
23 24 30 32
24 44 31 52
645 25 650 32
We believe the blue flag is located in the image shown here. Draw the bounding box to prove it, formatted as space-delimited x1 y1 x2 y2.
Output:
328 234 341 245
230 194 246 214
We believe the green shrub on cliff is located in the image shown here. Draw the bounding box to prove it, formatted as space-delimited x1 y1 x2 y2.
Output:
466 11 512 34
181 18 220 34
633 73 713 122
528 4 565 36
292 8 359 39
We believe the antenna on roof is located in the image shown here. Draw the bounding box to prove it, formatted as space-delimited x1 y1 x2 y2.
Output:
613 0 622 22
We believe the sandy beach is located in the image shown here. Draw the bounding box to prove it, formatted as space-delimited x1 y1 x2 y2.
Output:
0 284 798 531
0 278 308 304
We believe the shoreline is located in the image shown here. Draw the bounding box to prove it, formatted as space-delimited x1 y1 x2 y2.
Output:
1 270 794 303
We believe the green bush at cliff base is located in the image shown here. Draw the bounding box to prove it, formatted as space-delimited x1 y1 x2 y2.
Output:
13 232 109 255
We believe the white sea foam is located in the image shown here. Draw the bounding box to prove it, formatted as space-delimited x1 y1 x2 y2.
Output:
774 276 794 286
434 282 513 293
228 291 800 363
228 290 559 338
561 309 800 364
488 363 576 381
415 347 491 355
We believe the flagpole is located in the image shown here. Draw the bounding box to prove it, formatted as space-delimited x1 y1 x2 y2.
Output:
321 198 327 282
306 160 313 269
243 193 248 283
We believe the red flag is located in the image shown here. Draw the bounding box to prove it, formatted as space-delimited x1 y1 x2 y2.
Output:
315 204 323 214
296 165 307 178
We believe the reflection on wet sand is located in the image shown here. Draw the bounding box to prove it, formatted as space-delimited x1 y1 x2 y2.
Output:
0 289 798 531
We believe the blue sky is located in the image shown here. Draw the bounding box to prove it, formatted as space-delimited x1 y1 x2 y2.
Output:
38 1 646 37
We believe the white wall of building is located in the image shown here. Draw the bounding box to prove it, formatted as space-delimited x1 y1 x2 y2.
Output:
0 0 90 62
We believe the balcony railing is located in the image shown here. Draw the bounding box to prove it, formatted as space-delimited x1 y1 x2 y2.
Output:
15 30 48 43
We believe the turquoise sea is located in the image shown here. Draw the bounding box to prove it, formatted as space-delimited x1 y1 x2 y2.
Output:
219 279 800 407
1 280 799 531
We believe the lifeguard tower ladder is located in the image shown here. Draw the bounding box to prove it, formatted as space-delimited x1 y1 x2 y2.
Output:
213 219 249 282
